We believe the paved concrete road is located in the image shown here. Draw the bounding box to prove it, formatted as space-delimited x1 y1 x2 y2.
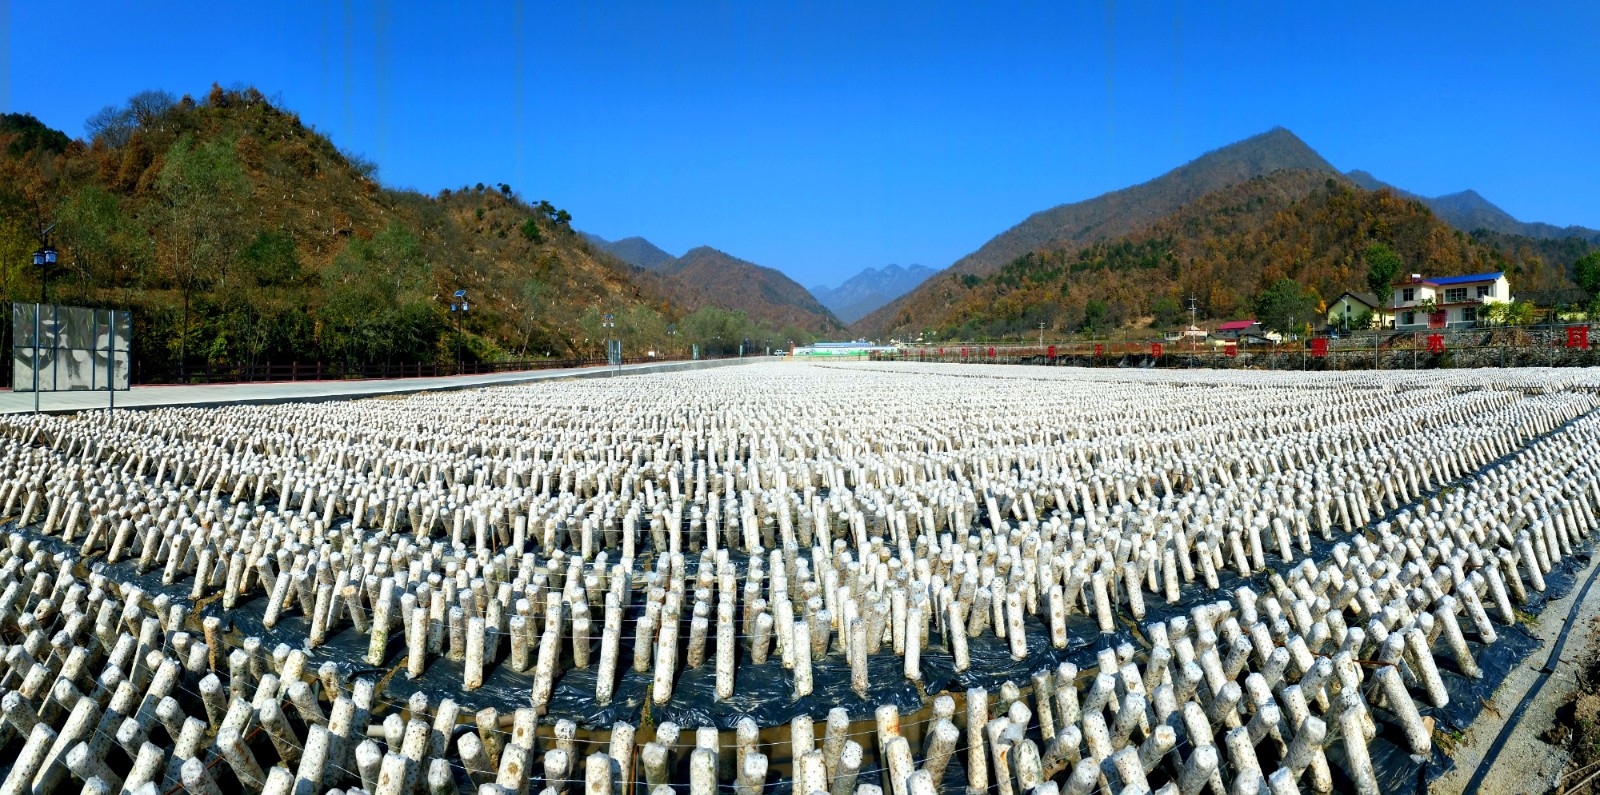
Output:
0 357 758 414
1431 546 1600 794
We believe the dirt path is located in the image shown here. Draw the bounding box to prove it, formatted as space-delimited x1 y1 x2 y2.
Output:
1432 549 1600 794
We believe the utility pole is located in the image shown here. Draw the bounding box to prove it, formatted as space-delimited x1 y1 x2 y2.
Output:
1038 321 1046 354
450 289 469 374
1187 294 1199 366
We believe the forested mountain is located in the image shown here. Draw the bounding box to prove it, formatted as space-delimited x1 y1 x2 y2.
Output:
0 85 816 379
582 229 844 336
810 264 935 323
7 92 1587 365
856 127 1340 333
856 127 1597 339
642 246 845 336
860 170 1590 341
583 233 677 272
1347 170 1600 244
948 127 1336 278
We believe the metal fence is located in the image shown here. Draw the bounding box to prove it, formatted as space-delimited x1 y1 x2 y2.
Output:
134 352 750 385
871 323 1600 371
0 350 756 390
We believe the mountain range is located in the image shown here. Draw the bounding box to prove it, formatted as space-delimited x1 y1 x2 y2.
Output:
947 128 1337 279
641 246 844 335
0 88 695 376
2 85 1593 371
583 233 677 272
0 86 848 379
855 127 1596 339
583 233 844 335
1345 170 1600 245
809 264 937 323
589 228 929 327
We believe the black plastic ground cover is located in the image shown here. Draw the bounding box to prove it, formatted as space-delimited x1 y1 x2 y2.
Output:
13 505 1574 732
225 542 1588 795
204 582 1114 729
177 542 1590 795
1322 548 1595 793
6 403 1593 788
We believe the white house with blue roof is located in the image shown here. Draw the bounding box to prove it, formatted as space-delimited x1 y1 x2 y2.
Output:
1390 271 1511 329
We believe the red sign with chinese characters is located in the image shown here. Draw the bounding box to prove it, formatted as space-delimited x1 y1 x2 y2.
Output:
1151 342 1163 358
987 347 996 358
1047 345 1056 359
1426 333 1445 354
1568 326 1590 350
1310 338 1328 358
1224 342 1237 357
1094 344 1104 357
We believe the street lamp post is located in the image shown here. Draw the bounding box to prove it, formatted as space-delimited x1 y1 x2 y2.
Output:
32 245 57 305
31 240 57 412
450 289 469 374
602 312 617 375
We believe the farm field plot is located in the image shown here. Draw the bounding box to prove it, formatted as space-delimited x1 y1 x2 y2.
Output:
1 362 1599 794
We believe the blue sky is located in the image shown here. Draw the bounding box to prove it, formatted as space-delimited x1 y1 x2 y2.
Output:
4 2 1597 288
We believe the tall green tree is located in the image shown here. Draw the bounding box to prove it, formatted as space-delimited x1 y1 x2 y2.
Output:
57 185 152 301
1254 278 1320 334
1575 251 1600 301
1082 299 1108 333
1364 243 1404 298
223 231 312 368
156 133 248 376
511 278 551 357
320 221 442 366
1150 296 1184 328
679 306 756 354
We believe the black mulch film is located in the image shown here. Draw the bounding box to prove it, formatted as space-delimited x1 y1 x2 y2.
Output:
1 492 1587 793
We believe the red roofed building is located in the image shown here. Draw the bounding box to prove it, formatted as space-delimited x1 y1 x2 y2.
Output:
1215 320 1263 340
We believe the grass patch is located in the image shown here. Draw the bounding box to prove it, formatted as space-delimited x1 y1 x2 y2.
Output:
1435 726 1466 756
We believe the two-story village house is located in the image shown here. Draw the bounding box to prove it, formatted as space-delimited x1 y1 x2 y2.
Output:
1391 272 1511 330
